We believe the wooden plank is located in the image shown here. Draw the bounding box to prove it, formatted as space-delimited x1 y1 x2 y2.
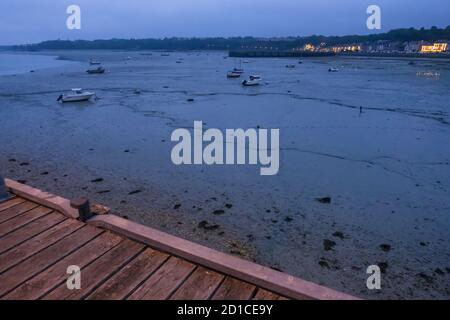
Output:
88 215 358 300
253 289 283 300
212 277 256 300
170 266 225 300
0 201 38 224
43 239 144 300
4 232 124 300
0 197 25 212
0 219 84 273
128 256 196 300
0 212 66 255
0 225 101 297
0 206 53 237
87 248 169 300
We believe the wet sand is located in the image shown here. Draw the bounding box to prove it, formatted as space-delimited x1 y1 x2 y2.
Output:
0 50 449 299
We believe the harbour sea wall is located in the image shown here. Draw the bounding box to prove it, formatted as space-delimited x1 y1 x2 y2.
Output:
229 50 335 58
229 50 450 59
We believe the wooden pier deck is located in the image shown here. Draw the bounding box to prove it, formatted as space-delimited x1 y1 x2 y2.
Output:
0 179 357 300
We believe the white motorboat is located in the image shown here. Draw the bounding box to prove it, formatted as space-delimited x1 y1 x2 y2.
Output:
249 75 262 81
57 89 96 103
89 59 101 65
242 78 261 86
328 67 339 72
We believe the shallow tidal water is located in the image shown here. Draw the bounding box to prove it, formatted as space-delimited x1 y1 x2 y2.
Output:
0 50 449 299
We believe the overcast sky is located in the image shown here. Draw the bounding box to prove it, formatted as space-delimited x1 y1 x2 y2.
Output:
0 0 449 45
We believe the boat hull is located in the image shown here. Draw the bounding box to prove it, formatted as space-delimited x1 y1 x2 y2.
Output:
61 93 95 103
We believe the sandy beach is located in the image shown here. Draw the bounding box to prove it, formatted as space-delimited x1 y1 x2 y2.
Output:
0 50 449 299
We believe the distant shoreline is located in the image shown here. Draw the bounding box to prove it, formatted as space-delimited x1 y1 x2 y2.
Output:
229 50 450 60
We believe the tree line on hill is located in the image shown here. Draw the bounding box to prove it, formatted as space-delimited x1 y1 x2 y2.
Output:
9 26 450 51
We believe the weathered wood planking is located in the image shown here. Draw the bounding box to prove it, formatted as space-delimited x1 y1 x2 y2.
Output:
128 256 196 300
4 232 124 300
0 197 25 212
0 219 84 273
0 201 39 224
43 239 144 300
0 206 53 237
170 267 225 300
212 277 257 300
87 248 170 300
0 225 102 297
0 212 66 255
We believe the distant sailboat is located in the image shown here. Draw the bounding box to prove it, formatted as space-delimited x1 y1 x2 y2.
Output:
227 71 241 78
233 59 244 74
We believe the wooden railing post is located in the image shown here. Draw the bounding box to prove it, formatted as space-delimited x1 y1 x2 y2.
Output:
0 175 12 201
70 197 93 222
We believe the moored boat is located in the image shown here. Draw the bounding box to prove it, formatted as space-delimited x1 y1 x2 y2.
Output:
57 89 96 103
227 71 241 78
89 59 101 65
242 78 261 86
86 67 105 74
249 75 262 81
328 67 339 72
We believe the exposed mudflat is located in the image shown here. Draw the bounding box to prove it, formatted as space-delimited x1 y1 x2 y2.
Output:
1 50 449 299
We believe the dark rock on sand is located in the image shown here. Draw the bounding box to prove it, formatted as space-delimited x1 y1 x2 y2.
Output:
317 197 331 204
91 178 104 183
323 239 336 251
378 262 388 274
380 244 392 252
434 268 445 276
225 204 233 209
319 259 331 269
128 190 142 195
284 216 293 222
417 272 433 283
174 204 181 210
19 162 30 166
332 231 345 239
213 209 225 215
97 190 111 194
198 220 220 231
